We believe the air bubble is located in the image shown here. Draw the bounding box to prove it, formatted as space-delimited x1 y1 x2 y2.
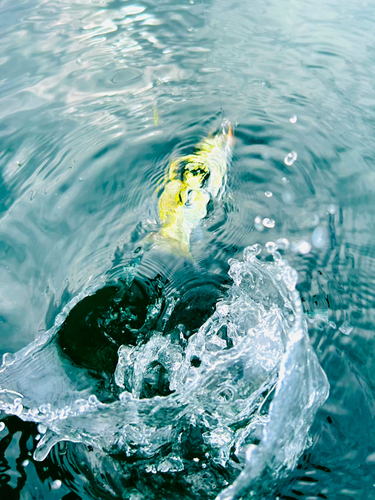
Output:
262 218 275 229
51 479 62 490
22 459 30 467
0 422 5 432
265 191 273 197
284 151 298 166
289 115 298 124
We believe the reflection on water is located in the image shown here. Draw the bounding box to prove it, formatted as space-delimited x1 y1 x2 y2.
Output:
1 0 375 498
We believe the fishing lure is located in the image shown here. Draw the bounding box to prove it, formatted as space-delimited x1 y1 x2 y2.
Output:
154 120 234 255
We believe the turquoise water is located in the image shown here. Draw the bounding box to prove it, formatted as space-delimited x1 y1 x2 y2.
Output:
1 0 375 498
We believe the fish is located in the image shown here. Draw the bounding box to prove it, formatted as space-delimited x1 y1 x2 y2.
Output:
150 120 234 256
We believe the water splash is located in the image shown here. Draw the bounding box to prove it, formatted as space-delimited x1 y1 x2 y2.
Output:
0 246 329 499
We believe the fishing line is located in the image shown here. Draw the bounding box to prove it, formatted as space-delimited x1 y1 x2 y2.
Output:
201 0 224 121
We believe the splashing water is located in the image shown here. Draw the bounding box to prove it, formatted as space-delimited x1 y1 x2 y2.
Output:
0 245 328 499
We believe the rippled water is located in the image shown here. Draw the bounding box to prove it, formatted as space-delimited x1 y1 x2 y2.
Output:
1 0 375 498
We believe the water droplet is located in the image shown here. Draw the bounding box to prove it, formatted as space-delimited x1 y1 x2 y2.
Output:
281 176 289 184
289 115 298 124
39 404 51 414
254 216 264 232
265 241 277 254
0 422 5 432
262 218 275 228
273 250 282 262
282 191 294 204
37 424 47 435
339 321 353 336
51 479 62 490
89 395 98 405
22 459 29 467
284 151 298 166
265 191 273 197
312 226 329 249
292 241 311 254
280 266 298 291
243 244 262 261
276 238 290 250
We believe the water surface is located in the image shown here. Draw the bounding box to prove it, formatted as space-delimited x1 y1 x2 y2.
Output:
1 0 375 498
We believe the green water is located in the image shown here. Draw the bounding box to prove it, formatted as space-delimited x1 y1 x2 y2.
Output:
1 0 375 498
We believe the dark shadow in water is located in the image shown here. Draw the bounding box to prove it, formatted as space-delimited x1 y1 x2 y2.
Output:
56 246 226 404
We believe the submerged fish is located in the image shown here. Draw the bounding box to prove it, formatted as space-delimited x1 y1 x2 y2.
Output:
152 120 234 255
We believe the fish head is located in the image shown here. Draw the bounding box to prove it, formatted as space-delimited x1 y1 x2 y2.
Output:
201 119 235 153
217 118 235 150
